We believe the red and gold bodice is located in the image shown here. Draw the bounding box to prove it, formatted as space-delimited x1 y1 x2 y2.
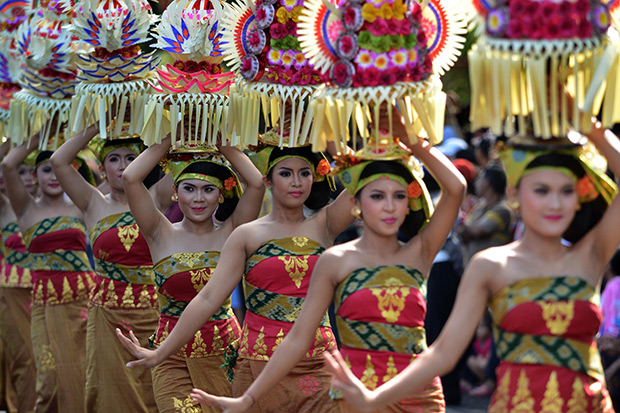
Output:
151 251 240 358
89 212 157 309
489 276 613 412
238 237 336 361
333 265 444 410
23 216 95 306
0 221 32 288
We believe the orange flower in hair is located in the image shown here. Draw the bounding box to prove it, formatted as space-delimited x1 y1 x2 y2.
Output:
224 177 237 191
577 175 597 203
317 159 331 176
408 181 422 198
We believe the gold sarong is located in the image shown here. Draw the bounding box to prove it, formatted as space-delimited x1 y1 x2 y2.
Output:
151 353 232 413
31 299 88 413
0 287 35 412
232 357 338 413
85 305 159 412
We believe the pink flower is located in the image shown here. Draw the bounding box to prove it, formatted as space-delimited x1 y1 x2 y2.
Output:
327 20 343 44
539 1 555 19
270 23 286 39
559 16 576 37
285 20 296 36
507 19 525 38
298 376 319 395
379 69 397 85
361 67 380 86
369 18 389 36
577 20 592 38
397 18 412 36
416 30 427 47
331 60 354 87
572 0 590 15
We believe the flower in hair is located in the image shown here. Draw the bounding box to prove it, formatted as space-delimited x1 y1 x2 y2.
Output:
408 181 422 198
317 159 331 176
577 175 597 203
224 177 237 191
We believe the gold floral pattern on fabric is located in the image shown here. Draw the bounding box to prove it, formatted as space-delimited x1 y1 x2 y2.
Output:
371 277 411 323
383 355 398 383
541 301 575 335
1 222 33 288
32 272 93 306
35 344 56 372
540 371 562 412
189 268 210 292
190 331 208 358
117 224 140 252
567 376 587 413
277 255 309 288
272 329 284 353
172 396 200 413
361 355 378 390
511 370 534 411
291 236 309 248
489 368 511 413
253 326 268 360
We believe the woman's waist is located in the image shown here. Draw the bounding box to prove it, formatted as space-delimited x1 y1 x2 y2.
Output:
28 250 92 272
89 275 158 310
237 312 336 361
151 314 241 358
0 262 32 288
32 271 94 306
94 258 155 285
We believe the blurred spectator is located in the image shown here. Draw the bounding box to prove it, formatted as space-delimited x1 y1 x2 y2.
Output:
598 249 620 410
457 164 514 260
461 312 493 394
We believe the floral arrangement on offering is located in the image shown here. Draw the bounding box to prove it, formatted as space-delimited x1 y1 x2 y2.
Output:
0 0 26 136
69 0 160 139
142 0 237 147
469 0 620 139
296 0 468 151
8 0 88 149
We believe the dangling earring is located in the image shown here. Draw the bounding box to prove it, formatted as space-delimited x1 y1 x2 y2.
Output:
576 202 582 211
351 206 362 220
100 171 107 180
218 194 224 204
171 193 178 202
507 199 519 211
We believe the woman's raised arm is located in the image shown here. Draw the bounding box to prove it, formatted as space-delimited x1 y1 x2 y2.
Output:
1 138 38 217
122 137 173 241
219 145 264 228
50 125 101 212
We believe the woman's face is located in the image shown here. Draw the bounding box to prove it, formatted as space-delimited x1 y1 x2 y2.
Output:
103 147 137 191
36 160 63 197
18 164 37 196
267 157 314 207
517 169 579 239
358 178 409 237
176 178 220 222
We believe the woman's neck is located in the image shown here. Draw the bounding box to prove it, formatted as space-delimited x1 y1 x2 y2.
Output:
108 188 128 204
179 216 215 234
39 193 67 208
517 230 567 260
357 229 402 256
269 202 307 224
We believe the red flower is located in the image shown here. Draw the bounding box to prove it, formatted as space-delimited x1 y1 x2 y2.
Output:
270 23 286 39
256 7 266 20
369 19 389 36
577 20 592 38
408 181 422 198
577 175 597 202
559 16 576 37
416 30 427 47
397 18 412 36
539 1 556 19
572 0 590 15
379 69 397 86
331 61 354 87
361 67 380 86
224 177 237 191
173 60 185 71
285 20 296 36
316 159 330 176
184 60 200 73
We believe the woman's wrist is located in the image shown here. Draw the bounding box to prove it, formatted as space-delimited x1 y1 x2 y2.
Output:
242 391 256 408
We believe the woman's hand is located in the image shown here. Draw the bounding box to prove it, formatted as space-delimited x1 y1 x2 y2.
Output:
115 328 161 368
190 389 254 413
323 351 377 411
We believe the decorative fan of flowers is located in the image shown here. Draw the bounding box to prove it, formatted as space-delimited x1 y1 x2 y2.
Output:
468 0 620 140
142 0 237 146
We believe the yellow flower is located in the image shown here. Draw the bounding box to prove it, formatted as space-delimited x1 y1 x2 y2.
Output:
362 3 378 23
379 2 393 20
291 6 303 22
276 7 289 24
392 0 406 20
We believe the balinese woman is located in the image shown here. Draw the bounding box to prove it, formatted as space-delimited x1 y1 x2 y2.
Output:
1 135 97 412
50 123 172 412
117 132 356 412
117 135 264 412
191 114 467 412
0 141 37 411
323 118 620 412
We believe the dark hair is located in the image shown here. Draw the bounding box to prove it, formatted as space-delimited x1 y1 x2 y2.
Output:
143 164 163 189
178 161 239 221
524 153 605 244
482 164 507 196
265 146 332 210
355 161 428 238
35 151 53 168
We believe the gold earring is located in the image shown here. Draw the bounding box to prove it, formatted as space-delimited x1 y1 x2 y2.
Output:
171 193 178 202
218 194 224 204
351 206 362 220
100 171 107 180
576 203 582 211
507 199 519 211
